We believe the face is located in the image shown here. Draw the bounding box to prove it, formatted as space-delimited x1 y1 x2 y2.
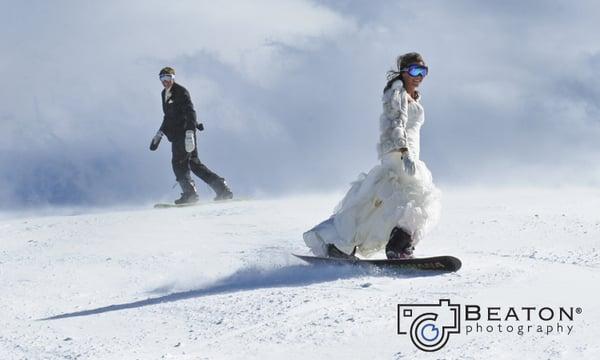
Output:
160 74 174 89
401 61 426 89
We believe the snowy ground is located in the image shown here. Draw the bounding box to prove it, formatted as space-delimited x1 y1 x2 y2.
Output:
1 187 599 359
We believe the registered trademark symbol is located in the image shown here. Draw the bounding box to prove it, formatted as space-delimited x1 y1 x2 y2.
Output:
576 308 582 314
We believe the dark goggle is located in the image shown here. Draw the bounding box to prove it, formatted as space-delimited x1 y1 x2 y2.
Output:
159 74 174 81
401 64 428 77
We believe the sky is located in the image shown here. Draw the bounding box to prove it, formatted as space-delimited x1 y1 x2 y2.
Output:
1 0 599 207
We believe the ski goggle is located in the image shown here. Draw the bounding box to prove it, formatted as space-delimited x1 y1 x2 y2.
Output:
159 74 175 81
401 64 428 78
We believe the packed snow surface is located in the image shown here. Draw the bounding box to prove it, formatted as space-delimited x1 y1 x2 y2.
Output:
1 187 599 359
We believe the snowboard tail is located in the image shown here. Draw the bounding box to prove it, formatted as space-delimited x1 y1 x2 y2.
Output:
293 254 462 272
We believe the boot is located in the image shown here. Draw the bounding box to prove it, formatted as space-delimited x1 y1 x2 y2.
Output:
386 227 414 259
211 178 233 201
174 180 199 205
326 244 358 260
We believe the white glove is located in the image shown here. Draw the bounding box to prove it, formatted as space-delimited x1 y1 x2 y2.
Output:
184 130 195 153
401 151 416 176
149 130 163 151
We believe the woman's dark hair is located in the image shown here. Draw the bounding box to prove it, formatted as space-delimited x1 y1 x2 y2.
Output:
383 52 425 93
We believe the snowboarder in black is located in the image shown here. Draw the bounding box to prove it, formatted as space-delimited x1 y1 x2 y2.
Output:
150 67 233 204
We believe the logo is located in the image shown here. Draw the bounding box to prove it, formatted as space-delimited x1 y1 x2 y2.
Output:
397 299 461 352
397 299 582 352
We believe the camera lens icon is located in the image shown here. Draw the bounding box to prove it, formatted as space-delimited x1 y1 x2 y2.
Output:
398 299 461 352
419 322 440 342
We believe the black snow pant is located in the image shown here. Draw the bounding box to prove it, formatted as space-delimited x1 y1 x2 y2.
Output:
171 134 224 191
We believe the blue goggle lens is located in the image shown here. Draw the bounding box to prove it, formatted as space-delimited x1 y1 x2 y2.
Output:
159 74 174 81
404 65 428 77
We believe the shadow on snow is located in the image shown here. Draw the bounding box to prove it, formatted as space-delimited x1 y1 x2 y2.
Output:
40 262 442 320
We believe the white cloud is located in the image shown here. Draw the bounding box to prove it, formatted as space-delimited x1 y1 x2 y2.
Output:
2 0 600 207
1 0 355 146
0 0 358 205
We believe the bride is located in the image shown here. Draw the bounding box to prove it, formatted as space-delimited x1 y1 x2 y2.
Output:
303 52 441 259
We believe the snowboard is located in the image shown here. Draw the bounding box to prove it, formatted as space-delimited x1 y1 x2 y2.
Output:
154 202 204 209
154 198 247 209
293 254 462 272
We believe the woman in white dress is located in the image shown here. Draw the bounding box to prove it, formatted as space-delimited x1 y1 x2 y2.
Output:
303 52 441 259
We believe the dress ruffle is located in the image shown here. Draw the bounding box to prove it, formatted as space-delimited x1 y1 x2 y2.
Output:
304 152 441 257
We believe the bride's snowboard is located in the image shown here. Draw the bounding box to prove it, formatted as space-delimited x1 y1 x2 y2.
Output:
293 254 461 272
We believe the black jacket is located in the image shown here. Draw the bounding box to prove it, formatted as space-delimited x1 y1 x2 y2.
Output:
160 82 197 141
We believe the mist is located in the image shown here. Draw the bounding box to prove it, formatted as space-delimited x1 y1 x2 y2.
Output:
1 0 599 208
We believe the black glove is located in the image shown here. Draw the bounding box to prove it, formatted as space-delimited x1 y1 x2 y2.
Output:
150 130 163 151
197 123 204 131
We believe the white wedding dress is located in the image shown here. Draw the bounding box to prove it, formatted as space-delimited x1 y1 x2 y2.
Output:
303 79 441 257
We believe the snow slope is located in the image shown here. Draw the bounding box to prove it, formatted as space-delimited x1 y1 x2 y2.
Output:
1 188 599 359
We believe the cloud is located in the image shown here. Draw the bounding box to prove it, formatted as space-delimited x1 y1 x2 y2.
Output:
1 0 599 208
326 0 600 185
0 0 356 206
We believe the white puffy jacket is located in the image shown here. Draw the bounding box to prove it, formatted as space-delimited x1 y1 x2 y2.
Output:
377 79 425 160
